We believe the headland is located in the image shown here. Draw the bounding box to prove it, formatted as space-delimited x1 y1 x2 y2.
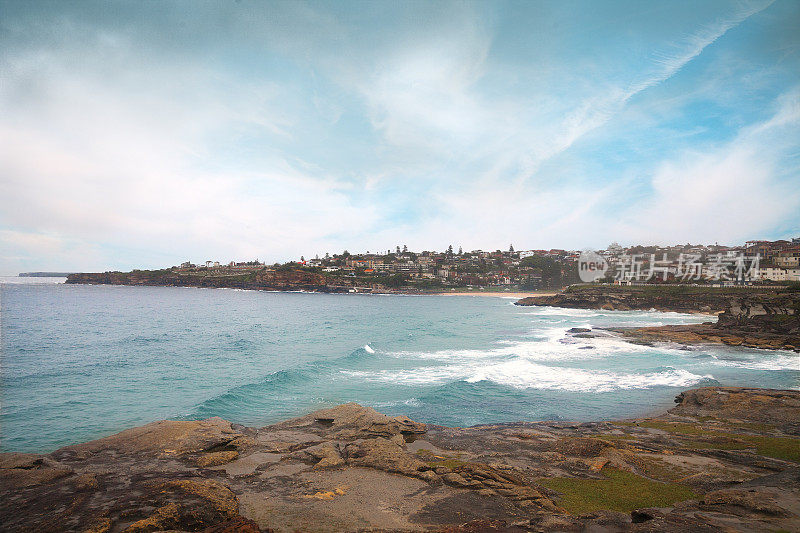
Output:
516 285 800 352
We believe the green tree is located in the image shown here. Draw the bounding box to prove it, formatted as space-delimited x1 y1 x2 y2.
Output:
384 274 408 288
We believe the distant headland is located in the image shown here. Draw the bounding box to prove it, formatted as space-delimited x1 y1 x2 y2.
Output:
19 272 75 277
64 236 800 294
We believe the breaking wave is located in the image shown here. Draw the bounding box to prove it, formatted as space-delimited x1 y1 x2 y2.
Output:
341 362 713 393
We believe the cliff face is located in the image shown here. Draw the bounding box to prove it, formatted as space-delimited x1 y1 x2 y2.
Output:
514 286 784 314
716 297 800 335
66 268 387 293
2 387 799 532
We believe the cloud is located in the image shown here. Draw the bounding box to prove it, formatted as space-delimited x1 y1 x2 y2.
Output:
0 26 379 272
616 87 800 244
517 0 776 180
0 1 797 273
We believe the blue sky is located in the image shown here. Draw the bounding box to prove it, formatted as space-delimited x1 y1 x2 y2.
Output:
1 0 798 273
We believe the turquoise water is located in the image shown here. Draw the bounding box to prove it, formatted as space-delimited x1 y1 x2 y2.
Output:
1 280 798 452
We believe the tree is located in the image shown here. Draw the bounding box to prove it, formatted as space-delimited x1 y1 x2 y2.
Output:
300 256 305 262
447 244 454 255
402 244 408 253
396 246 401 254
342 250 351 258
384 273 408 288
458 246 463 255
509 244 515 253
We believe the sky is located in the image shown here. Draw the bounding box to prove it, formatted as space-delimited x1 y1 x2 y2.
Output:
1 0 799 273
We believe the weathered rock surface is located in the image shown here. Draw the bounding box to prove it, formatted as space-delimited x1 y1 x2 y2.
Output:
2 388 799 532
672 387 800 432
612 322 800 352
515 286 742 314
517 286 800 352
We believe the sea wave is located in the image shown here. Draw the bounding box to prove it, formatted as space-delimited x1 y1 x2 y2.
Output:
341 360 714 393
465 360 713 392
707 351 799 371
385 327 669 363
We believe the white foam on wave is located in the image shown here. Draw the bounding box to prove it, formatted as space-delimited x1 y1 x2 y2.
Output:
342 360 711 392
386 327 661 363
707 351 799 371
342 366 465 385
465 360 711 392
521 305 712 325
364 344 376 354
370 398 423 408
522 306 603 318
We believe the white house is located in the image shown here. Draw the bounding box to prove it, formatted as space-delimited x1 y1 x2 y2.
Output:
760 267 787 282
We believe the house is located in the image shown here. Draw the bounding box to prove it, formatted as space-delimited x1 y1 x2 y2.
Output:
775 247 800 268
760 267 787 282
345 258 374 269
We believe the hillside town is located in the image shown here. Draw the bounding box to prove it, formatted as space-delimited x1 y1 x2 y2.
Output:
175 237 800 291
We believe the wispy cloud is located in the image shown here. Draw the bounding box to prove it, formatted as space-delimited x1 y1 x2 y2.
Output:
518 0 776 181
0 0 797 273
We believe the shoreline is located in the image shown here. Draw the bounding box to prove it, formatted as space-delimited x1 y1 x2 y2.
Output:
3 387 798 532
435 290 558 298
61 279 562 298
516 286 800 353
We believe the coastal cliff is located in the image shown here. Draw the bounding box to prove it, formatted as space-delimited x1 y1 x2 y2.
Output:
66 268 386 293
516 286 800 352
2 387 799 532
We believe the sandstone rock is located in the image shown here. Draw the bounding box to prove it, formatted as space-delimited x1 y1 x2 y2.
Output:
702 489 790 516
292 442 345 469
200 516 264 532
123 478 241 532
3 390 800 532
193 451 240 468
672 387 800 427
0 452 73 489
342 437 432 479
553 437 613 457
274 402 426 441
71 473 99 491
55 417 244 459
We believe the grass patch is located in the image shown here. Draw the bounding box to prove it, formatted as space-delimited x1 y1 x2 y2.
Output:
629 421 800 462
634 457 693 483
538 468 697 514
677 437 748 451
741 435 800 463
634 420 719 436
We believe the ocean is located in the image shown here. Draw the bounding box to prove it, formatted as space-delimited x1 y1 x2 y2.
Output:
1 278 798 452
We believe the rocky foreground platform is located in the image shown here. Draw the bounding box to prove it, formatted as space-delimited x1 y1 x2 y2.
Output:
2 387 799 532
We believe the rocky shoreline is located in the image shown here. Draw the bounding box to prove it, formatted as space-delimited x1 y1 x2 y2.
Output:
2 387 799 532
516 286 800 352
65 269 378 294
